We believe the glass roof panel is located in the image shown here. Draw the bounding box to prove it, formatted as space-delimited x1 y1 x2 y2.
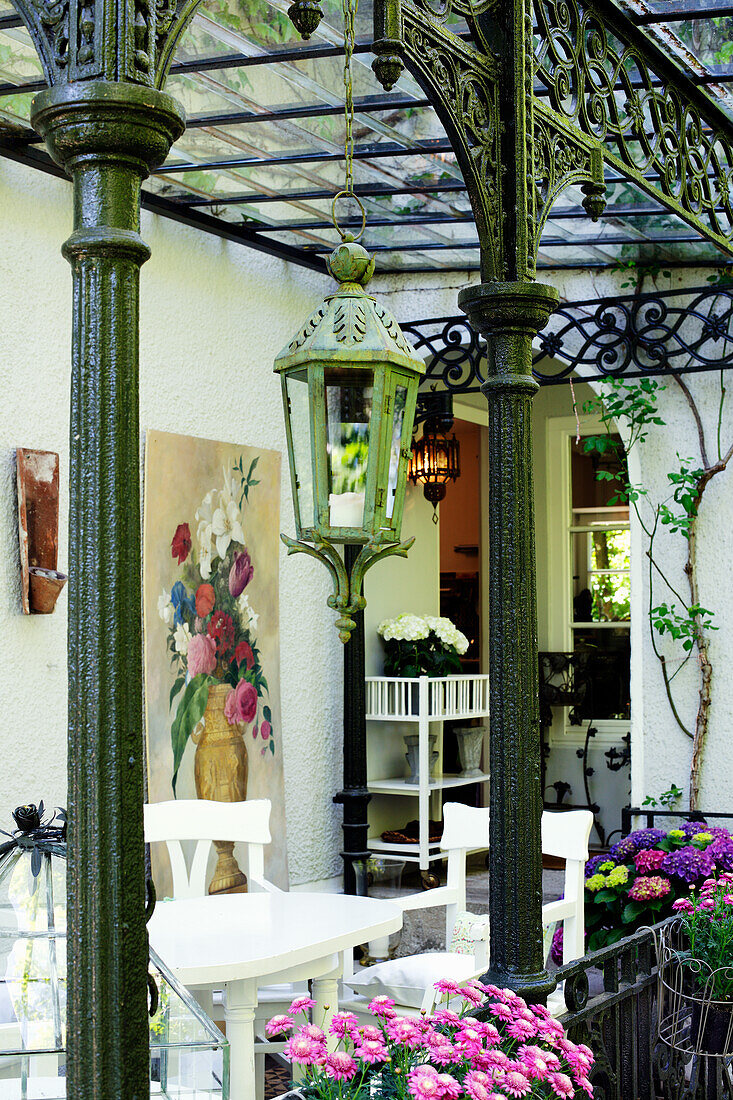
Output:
2 0 733 273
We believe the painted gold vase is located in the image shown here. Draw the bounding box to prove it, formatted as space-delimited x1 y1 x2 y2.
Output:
192 681 249 894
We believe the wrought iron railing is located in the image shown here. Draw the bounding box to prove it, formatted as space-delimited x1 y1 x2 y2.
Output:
622 807 733 836
555 922 731 1099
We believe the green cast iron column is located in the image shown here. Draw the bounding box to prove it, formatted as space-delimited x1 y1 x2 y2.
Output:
31 82 185 1100
458 280 558 1005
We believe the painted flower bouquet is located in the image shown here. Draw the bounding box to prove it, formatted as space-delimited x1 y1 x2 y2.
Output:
267 983 595 1099
377 614 469 677
158 457 274 793
563 821 733 955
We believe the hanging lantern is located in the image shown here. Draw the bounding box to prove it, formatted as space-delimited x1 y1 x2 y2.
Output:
409 392 461 520
275 240 425 642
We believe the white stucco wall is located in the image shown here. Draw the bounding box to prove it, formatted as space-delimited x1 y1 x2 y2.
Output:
0 156 345 885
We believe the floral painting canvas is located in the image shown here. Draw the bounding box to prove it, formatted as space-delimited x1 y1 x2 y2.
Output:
143 429 288 892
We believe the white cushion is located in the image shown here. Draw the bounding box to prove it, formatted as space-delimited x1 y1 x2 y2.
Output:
344 952 477 1010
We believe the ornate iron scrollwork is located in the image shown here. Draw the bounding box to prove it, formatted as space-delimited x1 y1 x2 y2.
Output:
534 0 733 250
402 284 733 392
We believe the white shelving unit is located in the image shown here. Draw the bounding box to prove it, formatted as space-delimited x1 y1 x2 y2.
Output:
365 675 490 877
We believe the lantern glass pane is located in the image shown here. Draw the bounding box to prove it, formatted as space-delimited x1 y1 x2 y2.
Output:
385 384 408 520
326 373 373 529
286 372 315 529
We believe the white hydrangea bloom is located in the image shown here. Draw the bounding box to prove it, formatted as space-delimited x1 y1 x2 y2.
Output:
425 615 470 655
377 613 430 642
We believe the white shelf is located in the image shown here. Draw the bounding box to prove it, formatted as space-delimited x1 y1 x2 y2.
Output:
368 773 490 795
368 838 445 864
366 675 490 871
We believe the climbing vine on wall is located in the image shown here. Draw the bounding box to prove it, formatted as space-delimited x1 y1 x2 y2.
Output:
583 373 733 810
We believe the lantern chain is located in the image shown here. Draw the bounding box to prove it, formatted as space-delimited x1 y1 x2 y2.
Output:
331 0 366 241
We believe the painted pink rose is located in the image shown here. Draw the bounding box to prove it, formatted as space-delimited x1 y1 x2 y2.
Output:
261 720 271 740
229 549 254 598
225 679 258 726
187 633 217 677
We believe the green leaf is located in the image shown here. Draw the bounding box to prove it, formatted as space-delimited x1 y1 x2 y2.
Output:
263 704 272 722
269 739 275 755
171 675 211 796
594 888 618 904
169 675 186 711
606 927 625 945
622 901 646 924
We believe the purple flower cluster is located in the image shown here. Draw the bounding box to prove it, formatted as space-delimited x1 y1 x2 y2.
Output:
661 845 716 884
584 854 608 879
708 834 733 871
609 828 667 862
681 819 708 839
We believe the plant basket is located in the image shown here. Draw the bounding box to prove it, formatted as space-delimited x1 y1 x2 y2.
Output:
654 918 733 1060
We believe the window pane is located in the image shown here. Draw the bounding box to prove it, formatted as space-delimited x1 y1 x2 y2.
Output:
590 528 630 573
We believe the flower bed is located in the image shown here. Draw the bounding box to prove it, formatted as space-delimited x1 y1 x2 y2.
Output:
560 821 733 956
268 983 595 1098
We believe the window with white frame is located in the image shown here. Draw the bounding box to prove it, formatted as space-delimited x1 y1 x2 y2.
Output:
570 437 631 721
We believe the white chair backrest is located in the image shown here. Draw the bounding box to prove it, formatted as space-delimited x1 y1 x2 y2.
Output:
439 803 593 963
144 798 273 899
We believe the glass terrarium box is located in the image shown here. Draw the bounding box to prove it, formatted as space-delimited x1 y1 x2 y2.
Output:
0 841 228 1099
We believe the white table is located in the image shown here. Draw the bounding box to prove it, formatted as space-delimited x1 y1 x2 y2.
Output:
148 891 402 1100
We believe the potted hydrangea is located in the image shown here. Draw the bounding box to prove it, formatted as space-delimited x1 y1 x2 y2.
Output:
553 821 733 958
268 982 595 1099
377 614 469 678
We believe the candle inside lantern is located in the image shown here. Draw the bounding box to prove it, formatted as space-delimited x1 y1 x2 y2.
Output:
329 491 365 528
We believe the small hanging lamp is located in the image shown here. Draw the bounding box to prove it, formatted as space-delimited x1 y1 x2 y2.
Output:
278 0 424 644
409 392 461 521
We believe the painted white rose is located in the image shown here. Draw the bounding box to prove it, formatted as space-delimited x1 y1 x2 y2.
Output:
173 622 192 656
158 590 174 627
212 497 245 560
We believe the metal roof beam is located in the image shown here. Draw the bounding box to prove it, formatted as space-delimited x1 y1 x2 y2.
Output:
186 95 430 129
179 181 468 206
154 139 454 174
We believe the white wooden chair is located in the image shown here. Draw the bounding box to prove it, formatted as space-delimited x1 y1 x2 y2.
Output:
144 798 277 899
342 803 593 1017
145 798 282 1097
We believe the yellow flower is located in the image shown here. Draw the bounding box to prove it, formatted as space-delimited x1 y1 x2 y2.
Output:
605 865 630 887
668 829 685 839
586 874 606 892
598 861 615 873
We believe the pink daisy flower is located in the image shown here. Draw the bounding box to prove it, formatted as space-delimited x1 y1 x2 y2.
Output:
387 1016 423 1045
325 1052 357 1081
460 986 485 1006
299 1023 326 1043
360 1023 384 1041
435 979 465 996
408 1064 443 1099
485 1050 512 1070
577 1076 594 1096
431 1008 462 1027
501 1070 532 1097
329 1011 359 1038
265 1014 294 1037
283 1033 326 1065
287 995 316 1016
489 1002 514 1021
354 1037 388 1064
437 1073 463 1099
428 1039 460 1065
548 1071 575 1099
506 1018 537 1041
369 995 396 1018
464 1070 494 1100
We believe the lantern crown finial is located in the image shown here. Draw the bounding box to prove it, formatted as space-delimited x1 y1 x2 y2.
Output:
327 241 375 287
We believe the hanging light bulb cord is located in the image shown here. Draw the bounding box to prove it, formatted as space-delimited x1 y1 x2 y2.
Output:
331 0 366 242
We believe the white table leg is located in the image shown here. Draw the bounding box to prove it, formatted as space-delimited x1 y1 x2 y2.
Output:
313 973 339 1051
225 978 258 1100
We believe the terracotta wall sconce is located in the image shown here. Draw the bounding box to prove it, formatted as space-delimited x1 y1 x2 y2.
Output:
16 448 67 614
